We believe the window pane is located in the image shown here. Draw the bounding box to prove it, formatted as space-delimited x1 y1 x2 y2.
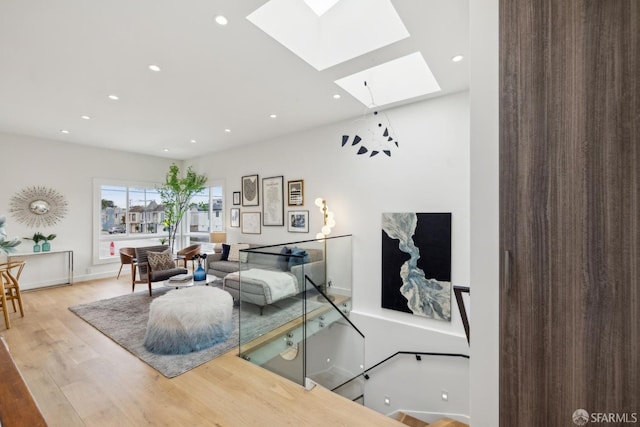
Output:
189 188 210 233
129 187 163 234
212 185 223 231
101 185 127 235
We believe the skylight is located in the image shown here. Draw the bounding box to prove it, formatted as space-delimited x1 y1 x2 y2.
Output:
303 0 341 16
247 0 410 71
334 52 441 107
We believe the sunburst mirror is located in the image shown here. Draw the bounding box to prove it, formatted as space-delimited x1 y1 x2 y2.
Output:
10 186 68 228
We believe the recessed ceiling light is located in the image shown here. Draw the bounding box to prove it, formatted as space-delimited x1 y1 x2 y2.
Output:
81 115 91 120
224 128 231 133
108 94 119 100
214 15 228 26
60 129 70 134
451 55 464 63
333 94 341 99
190 139 197 144
270 114 277 119
163 148 170 152
148 64 161 72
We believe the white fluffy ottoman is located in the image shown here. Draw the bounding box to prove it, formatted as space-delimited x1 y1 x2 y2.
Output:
143 286 233 355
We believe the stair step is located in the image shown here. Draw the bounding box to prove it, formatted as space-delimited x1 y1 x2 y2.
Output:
429 418 469 427
395 412 429 427
394 413 469 427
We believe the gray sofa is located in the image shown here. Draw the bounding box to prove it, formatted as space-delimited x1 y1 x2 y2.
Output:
207 244 325 309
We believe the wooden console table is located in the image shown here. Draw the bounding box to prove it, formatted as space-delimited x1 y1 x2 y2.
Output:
8 249 74 287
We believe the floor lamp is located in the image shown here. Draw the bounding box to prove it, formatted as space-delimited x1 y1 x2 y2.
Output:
315 198 335 301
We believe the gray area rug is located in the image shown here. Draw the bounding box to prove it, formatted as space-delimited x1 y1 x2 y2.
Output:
69 286 320 378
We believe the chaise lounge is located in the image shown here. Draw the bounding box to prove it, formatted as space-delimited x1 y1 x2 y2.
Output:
207 244 325 311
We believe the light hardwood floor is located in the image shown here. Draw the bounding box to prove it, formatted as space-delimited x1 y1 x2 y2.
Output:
1 276 402 427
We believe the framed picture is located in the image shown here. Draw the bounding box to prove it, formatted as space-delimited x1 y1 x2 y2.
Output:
230 208 240 227
262 175 284 226
288 179 304 206
242 175 259 206
241 212 261 234
232 191 241 206
287 210 309 233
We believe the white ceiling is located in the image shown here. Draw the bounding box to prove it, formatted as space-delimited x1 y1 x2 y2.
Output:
0 0 468 160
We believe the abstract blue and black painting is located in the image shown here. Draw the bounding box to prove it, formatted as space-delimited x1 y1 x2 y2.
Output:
381 212 452 321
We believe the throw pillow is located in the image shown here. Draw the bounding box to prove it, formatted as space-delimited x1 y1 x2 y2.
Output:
277 246 291 271
228 243 249 262
288 247 309 271
220 244 231 261
148 250 175 271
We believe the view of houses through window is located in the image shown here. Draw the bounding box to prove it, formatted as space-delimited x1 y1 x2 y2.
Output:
99 183 223 260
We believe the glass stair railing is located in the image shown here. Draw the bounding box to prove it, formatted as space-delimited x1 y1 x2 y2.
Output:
237 235 363 400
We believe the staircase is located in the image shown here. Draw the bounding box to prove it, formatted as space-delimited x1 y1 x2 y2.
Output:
396 412 469 427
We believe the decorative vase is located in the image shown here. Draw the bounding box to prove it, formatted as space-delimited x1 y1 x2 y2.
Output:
33 243 41 252
193 264 206 281
42 241 51 252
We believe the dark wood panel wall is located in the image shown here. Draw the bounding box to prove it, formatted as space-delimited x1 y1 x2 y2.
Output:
500 0 639 425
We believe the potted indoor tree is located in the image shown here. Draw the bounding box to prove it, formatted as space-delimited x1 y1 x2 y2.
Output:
157 164 207 252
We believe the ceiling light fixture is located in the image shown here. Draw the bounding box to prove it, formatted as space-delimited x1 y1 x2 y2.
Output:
224 128 231 133
270 114 277 119
333 94 341 99
451 55 464 62
60 129 70 134
190 139 197 144
148 64 161 72
214 15 228 26
108 94 119 101
340 81 399 158
81 115 91 120
163 148 169 152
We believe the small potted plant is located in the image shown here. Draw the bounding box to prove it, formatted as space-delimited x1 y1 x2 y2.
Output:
41 233 57 252
24 232 46 252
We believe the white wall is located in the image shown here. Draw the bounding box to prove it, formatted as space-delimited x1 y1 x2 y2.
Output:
189 91 470 336
188 91 471 414
469 0 500 425
0 132 178 288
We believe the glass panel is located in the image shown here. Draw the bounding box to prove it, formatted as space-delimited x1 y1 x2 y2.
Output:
238 243 306 385
237 235 361 396
304 236 364 402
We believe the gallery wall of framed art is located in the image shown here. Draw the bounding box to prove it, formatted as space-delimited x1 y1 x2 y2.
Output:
232 175 310 234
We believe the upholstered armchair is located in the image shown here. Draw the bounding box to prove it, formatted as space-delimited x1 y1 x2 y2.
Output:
133 245 187 296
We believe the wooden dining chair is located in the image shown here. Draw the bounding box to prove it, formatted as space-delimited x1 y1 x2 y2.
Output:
117 247 137 279
0 261 25 329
